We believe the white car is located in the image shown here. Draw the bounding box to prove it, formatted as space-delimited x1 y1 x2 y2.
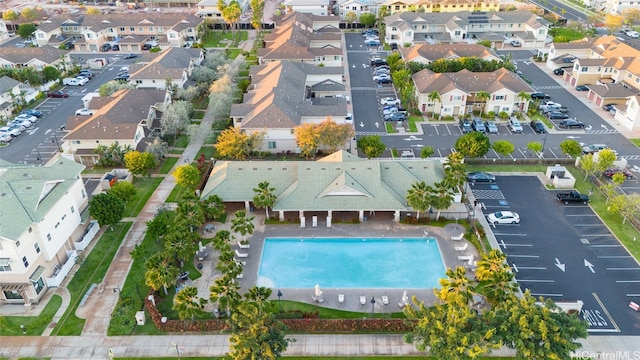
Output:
380 97 400 106
0 126 21 136
63 77 89 86
10 120 32 129
625 30 640 38
14 114 37 124
75 108 94 116
508 117 523 133
0 132 12 143
487 211 520 225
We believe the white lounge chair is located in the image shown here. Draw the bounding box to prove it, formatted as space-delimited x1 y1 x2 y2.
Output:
311 295 324 303
338 294 344 303
236 273 244 279
234 258 246 266
381 296 389 305
455 243 468 251
235 249 248 258
360 296 366 305
238 241 250 249
451 233 464 241
458 255 473 262
398 301 406 308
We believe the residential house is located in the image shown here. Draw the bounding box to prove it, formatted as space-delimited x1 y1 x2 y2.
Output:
384 10 549 49
601 0 635 14
33 13 203 52
0 47 72 72
284 0 333 16
615 95 640 130
0 19 10 41
0 76 25 120
196 0 223 18
128 47 205 89
0 157 95 305
412 67 534 116
384 0 499 14
62 89 169 166
399 43 500 64
546 37 595 70
230 61 348 153
201 150 449 225
336 0 379 20
259 12 343 66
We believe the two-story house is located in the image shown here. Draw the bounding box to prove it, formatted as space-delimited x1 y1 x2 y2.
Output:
259 12 343 66
230 61 348 153
399 43 500 64
384 10 549 49
196 0 224 18
0 76 25 120
384 0 499 14
284 0 332 16
128 47 205 89
615 95 640 130
336 0 379 20
413 68 534 116
0 47 72 72
63 89 169 166
0 157 94 305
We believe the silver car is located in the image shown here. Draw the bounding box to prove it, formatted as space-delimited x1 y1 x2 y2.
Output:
484 121 499 134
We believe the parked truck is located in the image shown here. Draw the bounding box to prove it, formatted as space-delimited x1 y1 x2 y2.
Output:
557 190 589 204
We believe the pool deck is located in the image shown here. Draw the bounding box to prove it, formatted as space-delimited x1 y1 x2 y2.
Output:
195 213 479 313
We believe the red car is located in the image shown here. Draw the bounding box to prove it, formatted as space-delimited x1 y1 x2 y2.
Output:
603 168 634 180
47 91 69 98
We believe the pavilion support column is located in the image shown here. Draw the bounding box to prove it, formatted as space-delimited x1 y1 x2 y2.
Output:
279 211 284 222
244 201 250 213
394 210 400 222
359 210 364 222
327 210 332 228
299 211 305 228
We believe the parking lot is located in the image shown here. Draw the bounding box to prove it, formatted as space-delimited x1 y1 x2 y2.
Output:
472 175 640 334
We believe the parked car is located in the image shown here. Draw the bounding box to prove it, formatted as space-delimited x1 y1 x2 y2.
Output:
459 118 473 133
0 132 12 143
624 29 640 38
582 144 609 154
114 74 130 81
531 92 550 100
487 211 520 224
380 97 400 106
602 103 616 111
508 117 523 133
365 39 380 46
75 108 94 116
100 43 112 52
384 112 406 121
142 43 153 50
21 109 43 118
0 126 21 137
603 167 634 180
484 121 498 134
529 120 547 133
553 67 566 75
575 85 589 91
63 77 89 86
511 39 521 47
471 118 486 132
467 171 495 182
557 190 589 204
124 53 138 59
111 44 120 51
362 29 378 36
78 70 95 79
373 74 391 82
14 115 37 125
10 119 32 129
47 91 69 98
559 119 585 128
548 112 570 120
370 58 386 66
376 77 391 84
542 105 570 114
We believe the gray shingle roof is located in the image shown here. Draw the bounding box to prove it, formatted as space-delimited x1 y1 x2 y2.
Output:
385 10 550 31
0 76 22 94
0 158 85 240
0 47 69 65
201 151 446 212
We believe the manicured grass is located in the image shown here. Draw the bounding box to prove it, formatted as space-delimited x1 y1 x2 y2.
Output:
226 48 242 60
82 166 116 175
549 27 586 42
529 113 554 129
165 184 189 203
630 138 640 147
117 358 515 360
196 146 216 160
201 31 233 47
192 96 209 110
385 122 396 133
123 177 163 217
158 157 178 174
51 222 133 336
174 135 190 148
271 301 405 319
0 295 62 336
192 110 206 120
407 115 421 132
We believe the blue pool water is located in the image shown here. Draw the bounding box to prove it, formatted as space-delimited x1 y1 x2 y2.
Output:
257 237 446 289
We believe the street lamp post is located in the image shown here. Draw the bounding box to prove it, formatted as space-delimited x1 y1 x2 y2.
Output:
541 134 548 158
51 134 61 153
36 150 43 165
370 296 376 318
277 290 282 313
184 152 190 164
20 324 26 334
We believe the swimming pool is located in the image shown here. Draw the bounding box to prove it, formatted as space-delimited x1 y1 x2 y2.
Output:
257 237 446 289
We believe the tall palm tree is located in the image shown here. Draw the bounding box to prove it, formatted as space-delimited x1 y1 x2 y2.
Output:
209 274 241 316
431 181 454 220
219 0 242 42
437 266 475 305
442 152 466 192
475 250 517 305
427 91 441 118
475 91 491 114
213 229 233 251
516 91 531 116
406 181 433 220
244 286 272 312
231 209 255 242
164 226 199 265
173 286 208 320
175 199 205 232
145 252 179 295
201 194 225 221
252 181 277 219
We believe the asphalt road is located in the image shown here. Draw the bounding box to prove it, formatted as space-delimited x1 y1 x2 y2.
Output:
474 176 640 335
529 0 586 22
0 54 140 164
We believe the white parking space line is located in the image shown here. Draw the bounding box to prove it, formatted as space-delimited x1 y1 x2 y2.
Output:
590 245 622 247
445 125 453 135
493 233 527 236
627 294 640 297
565 214 597 216
580 234 616 236
606 268 640 271
616 280 640 283
531 293 563 297
516 279 555 283
597 255 633 259
499 243 533 247
507 254 540 258
572 224 606 226
431 125 439 135
590 293 620 333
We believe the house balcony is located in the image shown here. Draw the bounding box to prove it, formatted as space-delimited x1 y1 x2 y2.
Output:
74 220 99 251
45 250 78 288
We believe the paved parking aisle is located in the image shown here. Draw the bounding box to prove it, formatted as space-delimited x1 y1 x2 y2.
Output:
473 176 640 335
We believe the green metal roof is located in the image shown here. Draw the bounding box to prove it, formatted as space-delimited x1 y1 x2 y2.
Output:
200 151 445 212
0 157 85 241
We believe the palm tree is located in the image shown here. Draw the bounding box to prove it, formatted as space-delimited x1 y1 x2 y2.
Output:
475 250 518 304
244 286 272 312
164 226 199 265
252 181 277 219
437 267 475 305
475 250 508 281
406 181 433 220
201 194 225 221
427 91 441 118
442 152 466 192
231 209 255 242
431 181 454 220
516 91 531 116
475 91 491 114
145 252 179 295
209 274 241 316
217 248 243 276
219 0 242 42
213 229 233 251
173 286 208 320
175 199 205 232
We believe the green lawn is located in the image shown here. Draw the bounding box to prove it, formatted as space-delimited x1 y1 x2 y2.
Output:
549 27 586 42
51 222 133 336
385 122 396 133
192 110 206 120
201 31 233 47
192 96 209 110
630 138 640 147
158 157 178 174
271 301 405 319
529 113 554 129
196 146 216 160
123 177 163 217
407 115 421 132
165 184 189 203
0 295 62 336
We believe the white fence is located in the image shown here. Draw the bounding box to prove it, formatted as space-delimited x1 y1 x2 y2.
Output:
45 250 78 288
74 220 99 251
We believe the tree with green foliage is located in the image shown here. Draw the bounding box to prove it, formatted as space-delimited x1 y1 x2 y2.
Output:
160 100 193 139
420 146 434 158
454 132 491 158
579 154 598 181
172 164 201 190
427 91 441 118
378 5 391 19
210 273 242 316
215 127 265 160
145 252 179 295
357 135 386 158
98 80 136 97
474 91 491 113
20 8 39 21
406 181 433 220
173 286 208 320
474 250 518 305
89 192 125 230
253 181 277 219
359 12 376 27
17 23 37 40
144 138 168 164
250 0 265 32
109 181 136 204
244 286 273 310
516 91 531 115
124 150 157 177
318 119 354 153
431 181 454 219
527 141 543 155
345 11 357 27
491 139 515 156
176 198 206 231
477 40 492 48
559 139 582 157
608 193 640 224
436 266 476 304
2 10 18 21
202 194 226 221
294 123 321 158
146 210 171 243
442 152 467 192
42 66 61 82
164 223 199 264
231 209 255 242
219 0 242 41
595 148 617 173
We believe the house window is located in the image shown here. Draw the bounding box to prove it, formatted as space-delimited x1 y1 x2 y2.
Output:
55 222 60 229
37 33 44 38
130 27 135 31
139 27 144 31
169 33 176 38
392 27 397 31
28 227 32 233
268 141 276 149
149 27 154 31
495 95 505 100
453 95 462 100
22 256 29 268
47 233 51 241
120 27 125 31
62 214 66 221
81 189 86 199
628 73 633 78
71 206 75 213
582 67 588 72
158 27 163 32
0 259 11 272
454 30 461 36
16 241 20 247
34 243 40 254
72 140 80 144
